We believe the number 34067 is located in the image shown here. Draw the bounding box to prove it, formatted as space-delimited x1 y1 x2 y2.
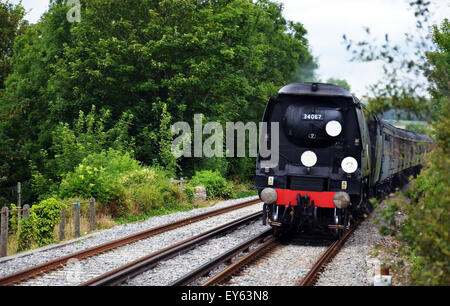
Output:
303 114 322 120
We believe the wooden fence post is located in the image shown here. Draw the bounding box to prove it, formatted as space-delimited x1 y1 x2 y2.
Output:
180 178 185 191
59 207 66 241
23 204 30 219
1 207 8 257
89 198 95 232
74 200 80 238
17 182 22 220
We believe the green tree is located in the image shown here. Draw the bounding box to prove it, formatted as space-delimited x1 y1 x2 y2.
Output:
46 0 316 158
326 78 351 91
349 1 449 284
343 0 435 118
0 3 73 205
0 0 27 89
0 0 317 205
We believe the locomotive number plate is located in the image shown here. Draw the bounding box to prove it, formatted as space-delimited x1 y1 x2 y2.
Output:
302 114 323 120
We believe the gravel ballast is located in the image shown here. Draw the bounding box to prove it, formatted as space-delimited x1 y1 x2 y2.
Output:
123 220 269 286
1 195 391 287
0 196 260 281
222 214 385 286
315 217 384 286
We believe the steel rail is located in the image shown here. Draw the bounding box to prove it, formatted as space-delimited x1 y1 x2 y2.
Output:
0 198 261 286
81 211 263 286
170 228 274 286
201 234 277 286
297 226 355 286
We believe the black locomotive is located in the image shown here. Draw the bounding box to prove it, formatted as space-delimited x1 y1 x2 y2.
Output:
255 82 432 237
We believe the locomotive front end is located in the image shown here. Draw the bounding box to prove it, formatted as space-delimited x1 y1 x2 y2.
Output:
256 83 369 236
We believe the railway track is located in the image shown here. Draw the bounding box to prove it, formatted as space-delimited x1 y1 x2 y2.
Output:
297 225 356 286
0 198 261 286
170 229 276 286
168 226 356 287
81 211 264 286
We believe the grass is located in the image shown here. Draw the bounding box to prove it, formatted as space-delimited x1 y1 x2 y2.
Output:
114 202 196 224
230 181 258 199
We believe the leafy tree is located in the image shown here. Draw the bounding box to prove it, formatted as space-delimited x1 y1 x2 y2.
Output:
46 0 316 159
0 0 27 89
0 3 73 204
350 0 449 284
326 78 351 91
0 0 317 205
343 0 436 118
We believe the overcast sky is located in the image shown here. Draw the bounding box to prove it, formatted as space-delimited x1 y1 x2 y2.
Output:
10 0 450 97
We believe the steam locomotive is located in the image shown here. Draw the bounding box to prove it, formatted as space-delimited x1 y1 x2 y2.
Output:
255 82 432 237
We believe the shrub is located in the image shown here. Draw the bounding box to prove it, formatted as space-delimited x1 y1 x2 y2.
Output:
30 106 135 200
374 151 449 285
8 204 19 235
121 168 186 214
17 215 36 252
17 197 66 251
184 185 195 204
190 170 235 199
59 149 141 203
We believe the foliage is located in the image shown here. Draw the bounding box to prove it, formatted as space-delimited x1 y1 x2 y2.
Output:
326 78 351 91
59 152 186 217
31 106 135 200
17 214 36 252
343 0 436 118
8 203 19 234
59 149 140 204
374 18 450 285
0 0 27 89
227 156 256 183
0 3 77 205
120 168 186 214
0 0 317 205
184 184 195 204
17 197 66 251
151 103 178 176
404 121 432 136
190 170 235 199
32 198 66 246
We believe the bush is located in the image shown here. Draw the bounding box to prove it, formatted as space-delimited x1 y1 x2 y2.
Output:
184 185 195 204
30 106 135 201
190 170 235 199
17 197 66 251
59 150 189 217
59 149 141 203
121 168 186 214
374 19 450 286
